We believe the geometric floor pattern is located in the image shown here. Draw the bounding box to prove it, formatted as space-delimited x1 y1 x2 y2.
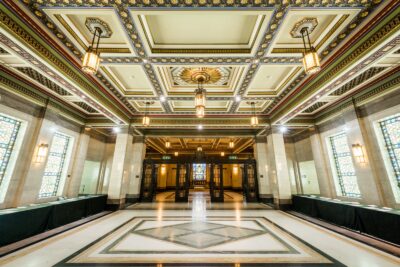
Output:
56 216 345 266
134 221 265 249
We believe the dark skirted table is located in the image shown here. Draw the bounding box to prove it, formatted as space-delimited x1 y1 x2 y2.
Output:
291 195 400 245
0 194 107 246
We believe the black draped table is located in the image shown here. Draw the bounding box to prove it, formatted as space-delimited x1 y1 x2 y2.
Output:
292 195 400 245
0 194 107 246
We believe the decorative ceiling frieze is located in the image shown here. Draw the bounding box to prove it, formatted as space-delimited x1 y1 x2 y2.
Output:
0 0 397 133
13 0 385 118
271 6 400 124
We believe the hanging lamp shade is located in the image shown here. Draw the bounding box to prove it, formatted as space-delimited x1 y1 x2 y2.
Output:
229 140 234 148
82 47 100 74
142 116 150 127
301 27 321 75
142 101 151 127
165 141 171 148
195 77 206 118
82 27 102 74
250 102 258 127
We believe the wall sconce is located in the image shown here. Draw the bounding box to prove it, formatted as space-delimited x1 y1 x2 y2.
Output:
174 151 179 157
36 143 48 163
221 152 225 157
352 144 367 164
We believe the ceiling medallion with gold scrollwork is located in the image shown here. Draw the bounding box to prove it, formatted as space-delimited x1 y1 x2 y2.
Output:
179 67 223 84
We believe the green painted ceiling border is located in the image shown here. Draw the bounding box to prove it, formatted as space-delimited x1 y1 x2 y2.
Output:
315 70 400 125
0 71 86 125
0 3 130 123
270 6 400 124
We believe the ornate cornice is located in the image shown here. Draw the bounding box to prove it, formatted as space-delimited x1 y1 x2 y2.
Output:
0 69 86 124
271 6 400 124
14 0 384 118
0 2 132 123
315 68 400 124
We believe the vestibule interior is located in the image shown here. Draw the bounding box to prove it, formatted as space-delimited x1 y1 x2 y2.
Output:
155 163 244 202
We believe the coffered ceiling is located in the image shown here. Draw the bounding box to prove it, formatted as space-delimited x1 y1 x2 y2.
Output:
145 137 254 155
0 0 399 137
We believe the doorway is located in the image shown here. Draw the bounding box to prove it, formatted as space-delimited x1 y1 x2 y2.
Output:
140 159 258 203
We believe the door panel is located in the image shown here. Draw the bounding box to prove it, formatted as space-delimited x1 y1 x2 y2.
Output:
243 163 259 202
140 163 158 202
210 164 224 202
175 163 189 202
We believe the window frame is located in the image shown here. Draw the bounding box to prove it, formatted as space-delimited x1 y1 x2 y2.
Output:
38 131 74 199
374 113 400 203
326 132 361 198
0 112 27 203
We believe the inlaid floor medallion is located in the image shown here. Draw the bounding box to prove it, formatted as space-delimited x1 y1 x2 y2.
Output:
55 216 345 266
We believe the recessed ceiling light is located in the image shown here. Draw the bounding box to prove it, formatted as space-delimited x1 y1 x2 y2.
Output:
235 95 241 102
81 95 86 99
142 59 148 64
160 95 166 102
198 124 203 130
112 127 121 133
279 126 288 133
252 59 260 64
316 95 320 99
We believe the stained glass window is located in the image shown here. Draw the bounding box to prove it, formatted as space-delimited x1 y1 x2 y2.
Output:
38 132 71 198
0 114 21 192
193 164 206 181
329 132 361 198
378 115 400 194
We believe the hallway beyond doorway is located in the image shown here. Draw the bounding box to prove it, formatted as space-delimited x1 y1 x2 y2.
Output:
156 189 244 203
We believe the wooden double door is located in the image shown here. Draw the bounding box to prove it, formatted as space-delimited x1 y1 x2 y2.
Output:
139 160 259 203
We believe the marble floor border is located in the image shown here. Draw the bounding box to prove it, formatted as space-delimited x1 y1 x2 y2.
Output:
54 215 347 267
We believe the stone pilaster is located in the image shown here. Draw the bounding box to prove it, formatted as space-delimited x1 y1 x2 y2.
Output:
266 127 292 209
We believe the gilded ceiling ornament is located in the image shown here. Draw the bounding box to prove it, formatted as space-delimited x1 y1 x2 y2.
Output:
290 18 318 38
175 67 230 85
85 18 113 38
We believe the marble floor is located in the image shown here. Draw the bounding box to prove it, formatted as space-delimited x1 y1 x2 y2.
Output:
0 199 399 267
155 190 244 203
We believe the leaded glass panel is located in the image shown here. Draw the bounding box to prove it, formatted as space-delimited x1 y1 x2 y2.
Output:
193 163 206 181
0 114 21 189
39 132 71 198
329 133 361 198
379 115 400 192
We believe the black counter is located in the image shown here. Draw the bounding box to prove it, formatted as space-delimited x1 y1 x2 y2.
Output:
292 195 400 245
0 195 107 246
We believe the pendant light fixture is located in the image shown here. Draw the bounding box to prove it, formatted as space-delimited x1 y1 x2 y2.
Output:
195 77 206 118
82 18 112 74
229 140 234 149
250 102 259 127
165 140 171 148
82 26 102 74
300 27 320 75
142 101 151 127
197 146 203 152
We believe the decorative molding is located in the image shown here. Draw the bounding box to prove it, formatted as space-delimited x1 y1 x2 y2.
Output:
15 0 383 118
290 18 318 38
0 7 131 123
271 10 400 124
